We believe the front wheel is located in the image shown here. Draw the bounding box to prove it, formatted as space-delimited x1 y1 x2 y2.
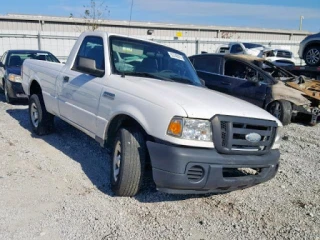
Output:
29 94 54 135
111 127 146 196
268 100 292 125
4 82 14 104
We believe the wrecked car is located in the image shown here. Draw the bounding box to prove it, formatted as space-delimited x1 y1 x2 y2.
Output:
189 54 320 125
262 49 295 66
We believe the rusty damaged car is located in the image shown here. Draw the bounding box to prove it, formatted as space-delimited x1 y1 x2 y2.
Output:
189 54 320 125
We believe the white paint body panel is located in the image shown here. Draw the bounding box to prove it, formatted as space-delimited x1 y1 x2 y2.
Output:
22 31 281 149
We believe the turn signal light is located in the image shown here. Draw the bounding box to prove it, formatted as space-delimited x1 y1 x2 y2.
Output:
167 118 183 137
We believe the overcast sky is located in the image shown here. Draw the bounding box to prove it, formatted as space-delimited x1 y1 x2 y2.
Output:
1 0 319 32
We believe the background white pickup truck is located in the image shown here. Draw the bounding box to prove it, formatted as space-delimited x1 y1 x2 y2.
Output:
22 31 282 196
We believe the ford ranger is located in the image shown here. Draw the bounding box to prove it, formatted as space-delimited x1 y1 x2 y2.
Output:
22 32 282 196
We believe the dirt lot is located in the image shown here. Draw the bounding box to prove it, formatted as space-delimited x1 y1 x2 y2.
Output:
0 94 319 240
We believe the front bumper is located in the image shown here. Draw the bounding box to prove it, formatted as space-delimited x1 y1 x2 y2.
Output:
6 80 28 99
147 141 280 194
293 105 320 124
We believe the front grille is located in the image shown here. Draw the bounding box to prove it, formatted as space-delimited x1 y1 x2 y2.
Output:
187 166 204 182
212 115 277 155
276 50 292 59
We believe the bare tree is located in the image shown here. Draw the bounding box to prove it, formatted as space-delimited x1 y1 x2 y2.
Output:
71 0 110 31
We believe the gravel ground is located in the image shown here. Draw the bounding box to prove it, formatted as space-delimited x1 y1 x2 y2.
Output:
0 94 319 240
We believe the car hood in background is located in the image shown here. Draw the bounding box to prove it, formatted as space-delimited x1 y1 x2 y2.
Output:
6 66 22 76
286 79 320 102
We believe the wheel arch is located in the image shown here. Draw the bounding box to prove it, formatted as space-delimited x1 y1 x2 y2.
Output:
29 80 42 97
265 99 294 111
103 113 151 149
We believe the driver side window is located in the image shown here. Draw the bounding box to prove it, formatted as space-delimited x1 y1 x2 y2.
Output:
230 44 243 54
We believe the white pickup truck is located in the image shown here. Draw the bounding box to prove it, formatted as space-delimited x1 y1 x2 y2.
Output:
22 31 282 196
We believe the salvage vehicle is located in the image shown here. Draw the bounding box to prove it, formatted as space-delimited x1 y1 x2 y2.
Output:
0 50 60 103
225 42 265 57
189 54 320 125
216 43 295 66
298 32 320 66
262 49 295 66
22 32 282 197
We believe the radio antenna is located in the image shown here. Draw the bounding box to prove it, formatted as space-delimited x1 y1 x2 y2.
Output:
128 0 134 36
121 0 134 78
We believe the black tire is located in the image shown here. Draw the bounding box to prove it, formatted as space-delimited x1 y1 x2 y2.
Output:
29 94 54 135
268 100 292 125
304 46 320 67
4 82 14 104
111 127 146 196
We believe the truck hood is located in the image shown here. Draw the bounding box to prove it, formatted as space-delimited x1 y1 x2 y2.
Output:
124 76 281 123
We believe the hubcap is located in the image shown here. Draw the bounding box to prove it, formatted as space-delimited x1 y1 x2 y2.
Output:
270 102 282 119
306 48 320 65
30 102 39 127
113 141 121 182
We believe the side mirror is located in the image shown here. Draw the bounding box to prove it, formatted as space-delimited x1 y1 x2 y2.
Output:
251 76 262 86
77 57 104 77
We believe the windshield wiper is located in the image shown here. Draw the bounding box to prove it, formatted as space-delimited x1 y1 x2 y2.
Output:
169 76 196 85
124 72 174 82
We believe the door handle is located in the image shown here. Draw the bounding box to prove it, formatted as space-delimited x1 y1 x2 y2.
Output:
103 91 115 100
63 76 69 82
221 82 231 86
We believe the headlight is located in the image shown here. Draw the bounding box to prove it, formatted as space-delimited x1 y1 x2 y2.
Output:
8 74 22 82
167 117 212 141
272 126 283 149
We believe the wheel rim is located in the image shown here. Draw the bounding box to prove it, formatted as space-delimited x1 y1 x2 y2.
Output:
270 102 282 119
113 140 121 182
30 102 39 128
306 48 320 65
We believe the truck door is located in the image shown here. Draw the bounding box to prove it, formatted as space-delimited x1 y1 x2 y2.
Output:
223 59 268 107
190 55 232 94
57 36 105 134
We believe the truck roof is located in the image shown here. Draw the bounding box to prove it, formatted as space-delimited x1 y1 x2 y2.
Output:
82 31 168 49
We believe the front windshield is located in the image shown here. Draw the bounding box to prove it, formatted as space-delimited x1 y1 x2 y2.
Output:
253 60 294 80
6 52 60 67
110 36 202 86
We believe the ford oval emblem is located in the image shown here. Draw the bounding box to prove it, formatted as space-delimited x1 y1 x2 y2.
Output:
245 133 261 143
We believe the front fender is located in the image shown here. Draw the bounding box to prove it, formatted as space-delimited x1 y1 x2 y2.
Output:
270 81 311 107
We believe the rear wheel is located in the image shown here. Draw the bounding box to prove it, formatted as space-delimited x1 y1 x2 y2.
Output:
304 46 320 66
111 127 146 197
29 94 54 135
268 100 292 125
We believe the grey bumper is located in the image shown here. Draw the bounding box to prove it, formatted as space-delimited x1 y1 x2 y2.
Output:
6 80 28 99
147 141 280 194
